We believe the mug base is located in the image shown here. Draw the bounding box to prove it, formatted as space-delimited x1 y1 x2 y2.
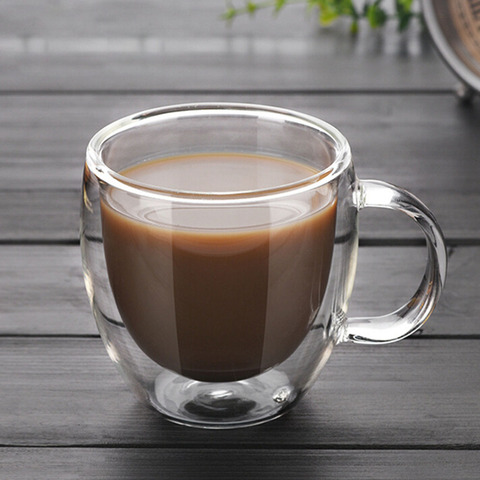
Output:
150 368 298 429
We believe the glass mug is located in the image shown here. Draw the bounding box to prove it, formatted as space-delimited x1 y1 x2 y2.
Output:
80 103 447 428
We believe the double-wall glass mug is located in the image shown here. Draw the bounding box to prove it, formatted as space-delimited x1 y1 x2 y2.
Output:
81 103 447 429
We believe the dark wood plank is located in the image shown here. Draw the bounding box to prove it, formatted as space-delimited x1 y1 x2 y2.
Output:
0 1 454 91
4 90 480 193
1 93 479 242
350 244 477 336
0 190 81 243
0 244 476 336
2 186 474 243
0 245 91 335
1 337 478 447
1 448 479 480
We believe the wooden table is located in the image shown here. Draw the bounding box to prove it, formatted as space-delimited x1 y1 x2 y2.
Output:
1 1 479 478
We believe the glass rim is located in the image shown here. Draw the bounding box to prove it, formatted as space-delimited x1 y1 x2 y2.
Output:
86 102 352 203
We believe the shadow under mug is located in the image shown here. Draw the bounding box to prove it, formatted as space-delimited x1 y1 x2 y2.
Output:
81 103 447 428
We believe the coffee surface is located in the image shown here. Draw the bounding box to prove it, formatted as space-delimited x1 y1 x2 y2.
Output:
101 153 337 382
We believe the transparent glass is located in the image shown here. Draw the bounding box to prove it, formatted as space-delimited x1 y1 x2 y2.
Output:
80 103 447 429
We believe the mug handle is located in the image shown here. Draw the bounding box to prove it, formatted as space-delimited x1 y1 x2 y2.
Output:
345 179 448 344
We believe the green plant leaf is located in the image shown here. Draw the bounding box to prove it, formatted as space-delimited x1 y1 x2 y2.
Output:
274 0 286 12
222 0 419 32
246 1 258 15
336 0 358 17
366 2 387 28
319 6 340 25
397 0 413 10
222 7 238 21
395 0 414 30
350 18 358 34
313 0 354 25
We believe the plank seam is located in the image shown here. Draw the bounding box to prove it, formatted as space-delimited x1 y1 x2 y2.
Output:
1 239 480 246
0 443 478 450
1 334 480 340
0 89 456 96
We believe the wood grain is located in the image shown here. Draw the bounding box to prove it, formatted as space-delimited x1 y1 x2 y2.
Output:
0 245 91 335
4 93 479 190
2 337 479 447
0 244 476 336
1 93 479 242
1 448 479 480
